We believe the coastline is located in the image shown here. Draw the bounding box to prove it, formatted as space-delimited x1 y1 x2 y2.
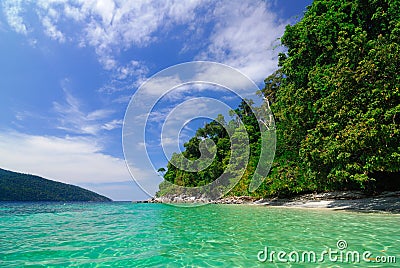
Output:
148 191 400 213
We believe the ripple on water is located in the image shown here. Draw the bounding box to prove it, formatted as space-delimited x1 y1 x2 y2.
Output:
0 203 398 267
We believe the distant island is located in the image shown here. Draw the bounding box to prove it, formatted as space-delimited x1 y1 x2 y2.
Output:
0 168 111 202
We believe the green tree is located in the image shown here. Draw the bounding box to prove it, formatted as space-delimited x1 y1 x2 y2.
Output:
159 102 264 197
157 167 166 177
263 0 400 193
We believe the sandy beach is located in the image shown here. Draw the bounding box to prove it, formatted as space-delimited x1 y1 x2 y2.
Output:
151 191 400 213
256 195 400 213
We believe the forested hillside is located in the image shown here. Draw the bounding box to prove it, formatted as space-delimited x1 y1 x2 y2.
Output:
0 168 112 201
263 0 400 195
158 0 400 198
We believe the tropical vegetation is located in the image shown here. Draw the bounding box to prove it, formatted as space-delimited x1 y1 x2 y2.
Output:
158 0 400 198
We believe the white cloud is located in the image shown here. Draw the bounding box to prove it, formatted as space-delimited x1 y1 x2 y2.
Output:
102 119 122 130
142 75 183 96
0 130 130 185
63 3 85 21
41 15 66 42
58 0 204 69
0 130 158 200
2 0 28 34
2 0 286 87
53 86 120 135
87 109 114 121
93 0 115 26
196 1 287 82
111 94 132 104
165 0 201 23
99 60 149 93
1 0 206 73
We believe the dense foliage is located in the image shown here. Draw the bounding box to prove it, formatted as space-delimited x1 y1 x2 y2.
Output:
158 0 399 198
158 100 263 197
263 0 400 195
0 168 111 201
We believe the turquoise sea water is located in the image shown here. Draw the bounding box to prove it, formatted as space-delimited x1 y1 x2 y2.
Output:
0 202 398 267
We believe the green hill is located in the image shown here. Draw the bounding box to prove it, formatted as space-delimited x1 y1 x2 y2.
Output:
0 168 112 202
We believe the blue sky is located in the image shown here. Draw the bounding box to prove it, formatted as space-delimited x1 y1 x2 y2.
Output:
0 0 312 201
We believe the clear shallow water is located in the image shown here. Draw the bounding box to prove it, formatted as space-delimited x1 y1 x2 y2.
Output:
0 203 398 267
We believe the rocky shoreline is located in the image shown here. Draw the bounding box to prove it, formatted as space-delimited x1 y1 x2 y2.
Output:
146 191 400 213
